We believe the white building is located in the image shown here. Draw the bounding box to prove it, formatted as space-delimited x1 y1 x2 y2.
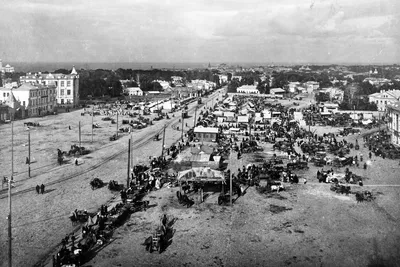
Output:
270 88 286 95
288 82 301 93
304 81 320 92
386 101 400 146
368 89 400 111
124 87 143 96
236 85 259 94
0 59 15 73
363 77 392 87
0 83 57 117
20 67 79 107
218 75 228 84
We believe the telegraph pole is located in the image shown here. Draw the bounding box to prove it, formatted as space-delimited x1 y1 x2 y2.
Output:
194 107 197 128
181 110 184 141
78 121 81 147
91 106 94 143
9 114 14 267
161 125 166 157
127 139 131 188
28 128 31 178
116 112 119 137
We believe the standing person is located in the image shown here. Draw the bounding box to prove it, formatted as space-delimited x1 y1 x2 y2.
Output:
36 185 40 194
40 184 45 194
369 152 372 159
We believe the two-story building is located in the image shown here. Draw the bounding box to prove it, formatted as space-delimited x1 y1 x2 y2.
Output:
386 101 400 146
368 90 400 111
19 67 79 107
0 83 57 117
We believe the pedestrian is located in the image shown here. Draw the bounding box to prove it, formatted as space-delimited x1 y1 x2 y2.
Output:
36 185 40 194
363 162 367 170
369 152 372 159
40 184 45 194
69 125 71 130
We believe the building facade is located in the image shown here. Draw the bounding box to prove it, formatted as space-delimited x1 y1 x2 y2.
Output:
193 127 219 142
368 90 400 111
124 87 143 96
0 83 57 117
20 67 79 107
236 85 259 94
0 59 15 73
386 102 400 146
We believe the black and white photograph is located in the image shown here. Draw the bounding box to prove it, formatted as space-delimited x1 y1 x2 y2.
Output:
0 0 400 266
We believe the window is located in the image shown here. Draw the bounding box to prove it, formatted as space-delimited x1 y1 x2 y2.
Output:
61 89 64 95
61 99 64 104
3 93 5 97
61 81 65 87
67 90 71 95
67 81 71 87
23 101 25 106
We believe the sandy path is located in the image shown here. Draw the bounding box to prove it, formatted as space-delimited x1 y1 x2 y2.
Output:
0 89 224 267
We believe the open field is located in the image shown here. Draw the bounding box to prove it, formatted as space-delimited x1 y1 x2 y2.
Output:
1 90 400 267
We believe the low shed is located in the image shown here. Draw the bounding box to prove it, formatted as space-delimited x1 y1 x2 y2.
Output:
194 127 219 142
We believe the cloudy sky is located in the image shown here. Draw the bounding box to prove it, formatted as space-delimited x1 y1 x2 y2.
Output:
0 0 399 64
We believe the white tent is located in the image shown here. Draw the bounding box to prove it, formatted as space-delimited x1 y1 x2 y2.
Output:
177 167 225 182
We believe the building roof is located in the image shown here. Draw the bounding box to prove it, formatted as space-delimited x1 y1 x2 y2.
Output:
177 167 224 182
190 153 211 162
194 127 219 133
387 101 400 112
270 88 285 93
126 87 142 91
14 83 54 91
237 85 258 91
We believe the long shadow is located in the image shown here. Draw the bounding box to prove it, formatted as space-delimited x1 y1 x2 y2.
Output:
160 217 178 253
80 236 119 266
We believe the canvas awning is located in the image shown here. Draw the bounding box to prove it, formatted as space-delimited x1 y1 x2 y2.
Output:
177 167 225 182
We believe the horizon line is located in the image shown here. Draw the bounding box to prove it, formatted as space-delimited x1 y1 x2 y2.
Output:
6 61 400 66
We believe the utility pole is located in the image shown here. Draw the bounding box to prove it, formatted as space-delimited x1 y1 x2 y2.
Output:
78 121 81 147
181 109 184 141
194 106 197 127
116 112 119 137
127 139 131 188
9 114 13 267
161 125 166 157
28 128 31 178
130 132 134 170
91 105 94 143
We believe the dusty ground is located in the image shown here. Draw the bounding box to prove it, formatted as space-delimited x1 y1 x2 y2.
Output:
1 90 399 267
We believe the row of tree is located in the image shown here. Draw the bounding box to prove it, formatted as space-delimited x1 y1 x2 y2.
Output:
51 68 221 98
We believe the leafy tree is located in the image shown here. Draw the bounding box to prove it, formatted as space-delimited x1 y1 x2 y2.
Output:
53 69 71 74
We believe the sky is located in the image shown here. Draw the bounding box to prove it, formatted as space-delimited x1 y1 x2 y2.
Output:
0 0 399 64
